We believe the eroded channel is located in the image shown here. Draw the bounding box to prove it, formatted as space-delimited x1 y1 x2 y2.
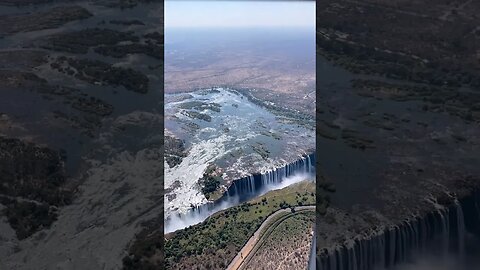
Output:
164 87 315 232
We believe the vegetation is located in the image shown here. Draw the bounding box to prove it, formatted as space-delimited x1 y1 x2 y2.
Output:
341 129 375 150
0 137 72 239
201 176 220 196
163 181 315 270
144 32 163 44
352 79 480 123
95 43 163 61
317 172 332 216
0 6 92 37
198 165 222 200
0 197 57 240
0 137 70 206
122 217 164 270
260 130 282 140
251 143 270 160
41 28 139 54
317 0 480 125
178 101 221 113
180 110 212 122
164 135 187 168
52 57 149 93
243 211 315 270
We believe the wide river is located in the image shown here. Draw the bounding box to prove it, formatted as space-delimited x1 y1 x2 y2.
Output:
164 87 315 231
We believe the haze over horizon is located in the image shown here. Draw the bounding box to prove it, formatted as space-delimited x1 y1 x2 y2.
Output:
165 0 315 29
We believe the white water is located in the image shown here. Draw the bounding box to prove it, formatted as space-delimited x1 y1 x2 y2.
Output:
309 229 317 270
164 134 230 219
165 172 313 233
165 193 239 233
164 88 315 220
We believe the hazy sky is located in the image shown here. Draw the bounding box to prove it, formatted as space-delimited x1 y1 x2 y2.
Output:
165 1 315 28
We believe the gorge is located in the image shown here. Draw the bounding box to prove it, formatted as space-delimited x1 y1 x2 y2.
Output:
316 1 480 269
164 87 315 232
166 152 316 233
319 190 480 270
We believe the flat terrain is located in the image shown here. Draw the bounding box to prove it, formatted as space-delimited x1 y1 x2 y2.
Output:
165 28 316 116
237 209 315 270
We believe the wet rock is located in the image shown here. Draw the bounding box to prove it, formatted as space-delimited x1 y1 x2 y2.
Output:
164 135 186 168
180 110 211 122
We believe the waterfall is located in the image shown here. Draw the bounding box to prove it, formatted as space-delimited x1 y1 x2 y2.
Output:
318 195 476 270
308 229 317 270
455 199 465 260
166 152 316 233
226 153 316 197
439 208 449 257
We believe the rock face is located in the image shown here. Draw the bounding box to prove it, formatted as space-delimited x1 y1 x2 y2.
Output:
164 153 316 233
227 153 316 197
319 191 480 270
316 0 480 269
164 88 315 220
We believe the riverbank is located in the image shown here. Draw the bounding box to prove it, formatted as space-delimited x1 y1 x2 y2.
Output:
163 180 315 270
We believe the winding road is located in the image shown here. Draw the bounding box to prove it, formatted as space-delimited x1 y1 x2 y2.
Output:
227 205 315 270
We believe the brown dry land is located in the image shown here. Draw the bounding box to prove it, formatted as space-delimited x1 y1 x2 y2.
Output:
240 210 315 270
165 56 315 97
165 30 316 116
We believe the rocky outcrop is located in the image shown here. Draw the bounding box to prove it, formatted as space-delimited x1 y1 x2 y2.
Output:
0 137 71 239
